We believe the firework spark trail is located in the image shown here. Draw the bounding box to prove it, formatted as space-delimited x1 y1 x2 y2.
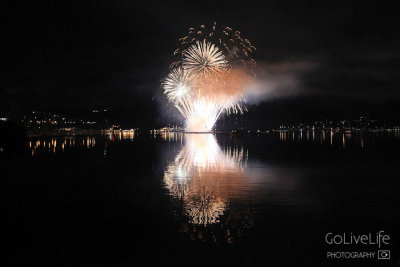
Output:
183 98 223 132
163 23 255 132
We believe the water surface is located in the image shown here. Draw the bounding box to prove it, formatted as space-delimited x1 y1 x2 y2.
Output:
2 132 400 266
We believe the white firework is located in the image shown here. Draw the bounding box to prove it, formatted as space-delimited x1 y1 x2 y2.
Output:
162 26 254 132
183 98 223 132
162 67 192 104
182 40 227 76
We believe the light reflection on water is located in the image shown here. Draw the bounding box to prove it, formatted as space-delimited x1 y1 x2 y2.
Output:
25 130 400 156
159 131 400 243
161 133 304 243
29 136 93 155
21 131 400 246
278 130 400 148
163 134 248 225
156 131 183 142
28 130 135 156
12 130 400 262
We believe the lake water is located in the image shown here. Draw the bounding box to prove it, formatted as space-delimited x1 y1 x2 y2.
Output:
2 131 400 266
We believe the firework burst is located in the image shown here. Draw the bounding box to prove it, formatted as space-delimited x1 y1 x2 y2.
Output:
162 67 192 103
163 22 255 132
182 40 227 76
173 22 256 71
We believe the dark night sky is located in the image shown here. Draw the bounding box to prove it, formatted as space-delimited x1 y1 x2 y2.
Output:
3 0 400 128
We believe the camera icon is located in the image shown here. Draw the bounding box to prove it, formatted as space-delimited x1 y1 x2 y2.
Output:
377 250 390 260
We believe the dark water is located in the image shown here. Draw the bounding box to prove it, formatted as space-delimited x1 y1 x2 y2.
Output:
2 131 400 266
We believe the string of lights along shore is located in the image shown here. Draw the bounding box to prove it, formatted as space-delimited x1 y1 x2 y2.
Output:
162 22 256 132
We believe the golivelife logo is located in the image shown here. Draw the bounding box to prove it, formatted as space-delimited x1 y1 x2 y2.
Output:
325 231 391 260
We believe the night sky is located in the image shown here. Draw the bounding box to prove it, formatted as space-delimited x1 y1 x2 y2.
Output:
3 0 400 128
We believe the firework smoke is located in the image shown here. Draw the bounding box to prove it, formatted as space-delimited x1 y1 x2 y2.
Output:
163 23 256 132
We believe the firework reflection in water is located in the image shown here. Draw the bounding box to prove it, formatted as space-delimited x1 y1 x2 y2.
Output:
163 134 248 225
